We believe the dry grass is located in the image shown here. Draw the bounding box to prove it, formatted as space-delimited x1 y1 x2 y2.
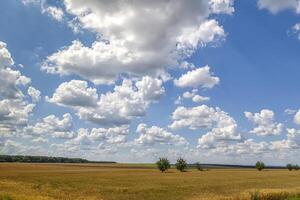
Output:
0 163 299 200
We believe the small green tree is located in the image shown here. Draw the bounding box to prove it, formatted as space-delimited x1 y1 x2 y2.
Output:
255 161 265 171
294 164 299 171
156 157 171 173
195 162 203 171
286 164 293 171
175 158 187 172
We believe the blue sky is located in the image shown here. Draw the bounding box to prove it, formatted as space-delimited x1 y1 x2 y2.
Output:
0 0 300 165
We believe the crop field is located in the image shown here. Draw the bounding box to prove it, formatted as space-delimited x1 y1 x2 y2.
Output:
0 163 300 200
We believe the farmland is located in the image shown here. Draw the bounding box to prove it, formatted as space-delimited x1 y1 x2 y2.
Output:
0 163 300 200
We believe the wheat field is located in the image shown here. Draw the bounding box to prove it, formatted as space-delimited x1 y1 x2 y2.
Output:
0 163 299 200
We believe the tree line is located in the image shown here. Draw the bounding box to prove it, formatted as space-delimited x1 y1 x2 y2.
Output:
156 158 300 172
0 155 116 164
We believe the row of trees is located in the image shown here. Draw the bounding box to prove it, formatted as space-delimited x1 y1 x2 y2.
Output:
286 164 300 171
157 159 300 172
156 158 203 172
0 155 116 164
256 161 300 171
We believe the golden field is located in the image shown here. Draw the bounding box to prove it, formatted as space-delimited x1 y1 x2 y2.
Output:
0 163 299 200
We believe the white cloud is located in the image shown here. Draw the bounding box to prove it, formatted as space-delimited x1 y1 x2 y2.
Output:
0 100 35 135
170 105 223 130
47 80 98 107
42 0 230 85
182 89 210 103
174 66 219 88
212 139 270 155
43 6 64 22
0 42 14 69
21 0 40 6
88 125 129 144
0 41 34 135
293 110 300 125
209 0 235 14
27 87 41 102
271 128 300 150
24 113 75 139
245 109 283 136
135 123 188 146
292 23 300 40
48 76 164 126
169 105 241 149
176 19 225 56
257 0 300 14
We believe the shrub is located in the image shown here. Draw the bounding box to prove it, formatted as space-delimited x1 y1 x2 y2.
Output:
175 158 187 172
195 162 203 171
294 164 299 171
255 161 265 171
287 164 293 171
156 157 170 173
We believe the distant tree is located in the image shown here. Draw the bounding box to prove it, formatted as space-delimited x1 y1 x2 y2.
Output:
175 158 187 172
294 164 299 171
156 158 171 173
286 164 293 171
255 161 265 171
195 162 203 171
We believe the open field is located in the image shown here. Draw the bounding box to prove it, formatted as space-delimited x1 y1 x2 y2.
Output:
0 163 300 200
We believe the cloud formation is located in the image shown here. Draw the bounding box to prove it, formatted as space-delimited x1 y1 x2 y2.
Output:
42 0 231 84
174 66 220 88
48 76 165 126
245 109 283 136
135 123 188 146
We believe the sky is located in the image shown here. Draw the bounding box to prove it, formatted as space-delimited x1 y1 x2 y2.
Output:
0 0 300 165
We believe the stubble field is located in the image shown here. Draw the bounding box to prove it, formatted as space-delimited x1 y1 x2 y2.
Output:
0 163 299 200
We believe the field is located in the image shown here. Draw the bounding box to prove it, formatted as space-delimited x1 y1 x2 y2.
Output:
0 163 300 200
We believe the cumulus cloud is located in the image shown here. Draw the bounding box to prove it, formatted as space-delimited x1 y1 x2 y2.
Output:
182 89 210 103
209 0 235 14
257 0 300 14
0 42 14 68
169 105 241 149
27 87 41 102
211 139 270 156
47 80 98 107
271 128 300 150
48 76 164 126
135 123 188 146
293 110 300 125
24 113 75 139
51 125 129 154
42 0 230 84
43 6 64 22
174 66 219 88
0 41 35 135
245 109 283 136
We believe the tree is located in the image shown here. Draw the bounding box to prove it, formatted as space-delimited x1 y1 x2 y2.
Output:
255 161 265 171
175 158 187 172
195 162 203 171
287 164 293 171
294 164 299 171
156 158 171 173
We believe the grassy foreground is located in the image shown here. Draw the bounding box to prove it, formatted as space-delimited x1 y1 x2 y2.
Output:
0 163 299 200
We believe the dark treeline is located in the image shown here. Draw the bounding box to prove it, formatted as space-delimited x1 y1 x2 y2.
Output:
0 155 116 164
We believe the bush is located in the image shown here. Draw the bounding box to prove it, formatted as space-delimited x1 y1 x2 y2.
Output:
255 161 265 171
175 158 187 172
287 164 293 171
195 162 203 171
156 158 170 173
294 164 299 171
